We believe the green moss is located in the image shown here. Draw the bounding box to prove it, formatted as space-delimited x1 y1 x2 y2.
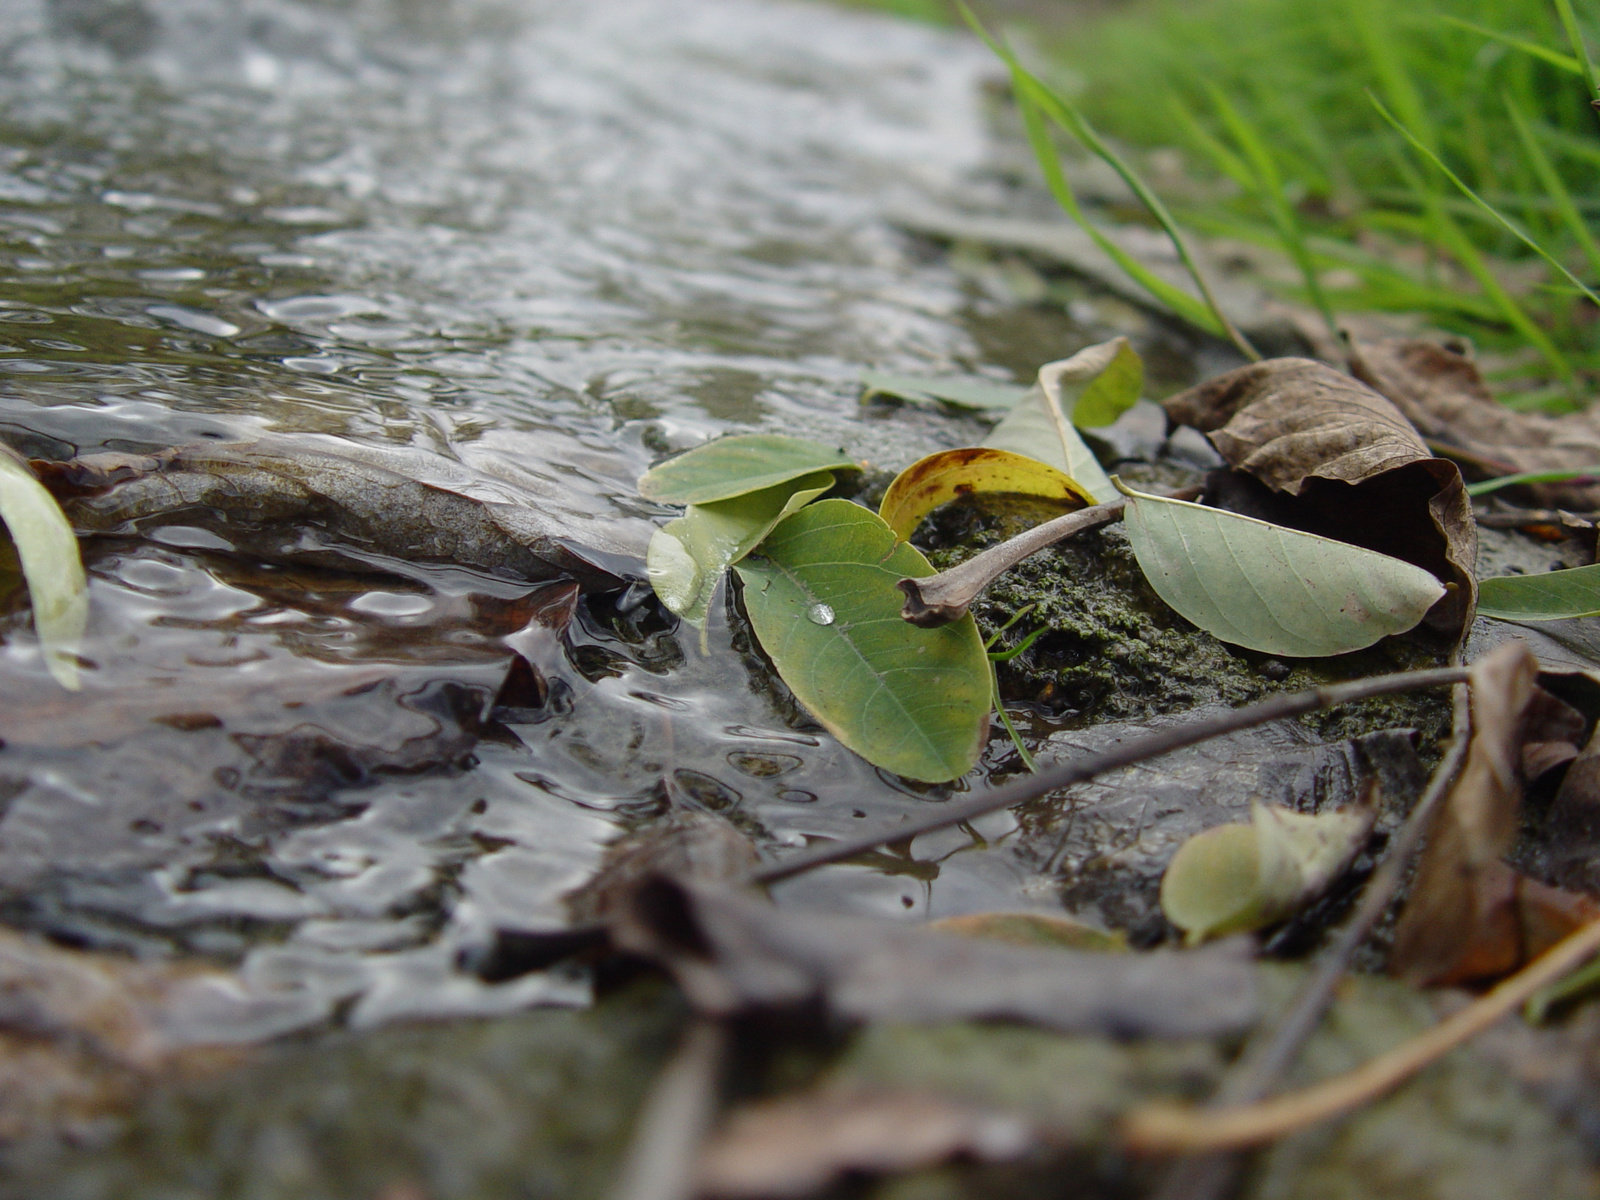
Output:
915 495 1452 749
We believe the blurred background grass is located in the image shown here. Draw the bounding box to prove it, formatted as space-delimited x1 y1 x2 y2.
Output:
840 0 1600 408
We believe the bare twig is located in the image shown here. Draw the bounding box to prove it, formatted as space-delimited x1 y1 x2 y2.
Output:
1124 912 1600 1154
898 485 1201 629
1147 681 1472 1200
751 666 1469 886
608 1018 728 1200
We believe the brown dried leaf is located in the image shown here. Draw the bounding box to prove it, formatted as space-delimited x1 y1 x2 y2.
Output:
1349 337 1600 509
608 877 1257 1038
1391 641 1547 985
1163 357 1476 634
698 1086 1032 1199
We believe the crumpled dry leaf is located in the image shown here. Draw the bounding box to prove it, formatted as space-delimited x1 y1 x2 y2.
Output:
607 876 1257 1039
1391 641 1598 985
697 1085 1032 1199
1163 357 1477 634
1349 336 1600 509
44 439 640 592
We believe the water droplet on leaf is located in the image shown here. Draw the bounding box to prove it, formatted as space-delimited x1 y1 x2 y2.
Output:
806 602 835 625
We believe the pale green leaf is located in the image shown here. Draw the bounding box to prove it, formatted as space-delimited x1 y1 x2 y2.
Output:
984 339 1139 502
733 499 991 783
638 434 858 506
646 471 834 626
0 447 86 690
1068 337 1143 428
1161 801 1374 943
1117 480 1445 657
1478 565 1600 622
859 372 1028 413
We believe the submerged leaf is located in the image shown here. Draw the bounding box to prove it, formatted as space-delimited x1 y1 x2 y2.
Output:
1116 480 1445 657
647 471 833 624
1160 800 1374 943
1478 566 1600 622
733 499 990 783
0 447 86 690
984 338 1141 502
877 449 1092 542
859 372 1027 412
638 434 859 506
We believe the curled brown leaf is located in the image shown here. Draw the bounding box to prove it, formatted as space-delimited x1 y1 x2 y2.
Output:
1162 358 1476 634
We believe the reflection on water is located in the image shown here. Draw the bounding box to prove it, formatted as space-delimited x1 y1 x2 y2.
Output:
0 0 1105 1031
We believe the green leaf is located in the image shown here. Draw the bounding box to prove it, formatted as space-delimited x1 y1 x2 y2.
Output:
984 340 1138 503
0 447 87 690
1161 801 1374 943
1478 565 1600 622
877 448 1093 542
1065 336 1144 428
646 471 834 626
733 500 991 783
859 373 1028 413
1116 479 1445 657
638 434 859 506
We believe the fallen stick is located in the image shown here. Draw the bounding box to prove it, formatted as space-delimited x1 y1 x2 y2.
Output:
1123 912 1600 1155
752 665 1469 885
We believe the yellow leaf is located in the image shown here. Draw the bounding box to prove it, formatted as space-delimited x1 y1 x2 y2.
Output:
878 447 1093 542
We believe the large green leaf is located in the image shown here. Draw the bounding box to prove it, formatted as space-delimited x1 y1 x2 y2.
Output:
1117 480 1445 657
733 500 991 782
638 434 859 506
1478 565 1600 622
0 447 87 690
646 471 834 626
983 339 1140 503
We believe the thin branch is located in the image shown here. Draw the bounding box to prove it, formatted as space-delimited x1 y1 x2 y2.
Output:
608 1018 729 1200
1123 911 1600 1154
751 666 1469 886
1147 681 1472 1200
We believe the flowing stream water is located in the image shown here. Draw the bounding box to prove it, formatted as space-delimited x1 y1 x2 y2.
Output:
0 0 1152 1037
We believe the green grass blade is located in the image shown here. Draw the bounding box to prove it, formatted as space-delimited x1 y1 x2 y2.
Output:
1436 13 1584 75
1207 82 1338 342
1373 95 1600 308
1505 94 1600 283
1466 467 1600 496
1554 0 1600 104
959 2 1260 360
1011 88 1227 340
